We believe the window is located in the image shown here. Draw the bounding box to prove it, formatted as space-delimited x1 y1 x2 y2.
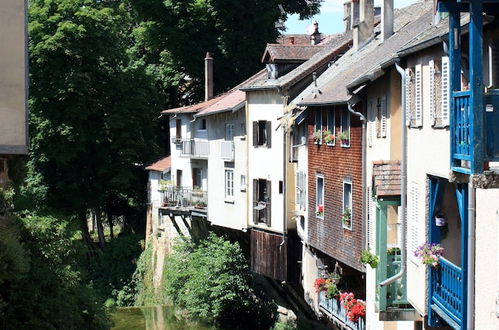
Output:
199 118 207 130
225 169 234 200
225 124 234 141
240 174 246 191
175 119 182 142
316 175 324 219
314 109 335 145
376 96 387 138
252 120 271 147
240 122 246 139
296 171 306 211
343 181 352 230
176 169 182 187
292 122 307 146
192 168 203 189
340 109 350 147
253 179 271 225
279 181 283 194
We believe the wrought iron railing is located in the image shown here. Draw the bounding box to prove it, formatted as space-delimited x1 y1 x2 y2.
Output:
430 257 463 326
452 91 471 171
220 141 234 160
181 139 209 158
160 186 207 209
318 291 366 330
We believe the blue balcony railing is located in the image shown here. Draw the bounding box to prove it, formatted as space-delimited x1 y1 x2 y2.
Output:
452 91 472 172
430 257 463 327
318 291 366 330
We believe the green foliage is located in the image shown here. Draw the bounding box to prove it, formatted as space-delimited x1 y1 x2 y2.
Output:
164 233 276 329
360 250 379 269
0 188 14 214
87 234 144 303
272 320 297 330
0 213 109 329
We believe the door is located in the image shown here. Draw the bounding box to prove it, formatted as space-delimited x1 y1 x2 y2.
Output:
176 169 182 187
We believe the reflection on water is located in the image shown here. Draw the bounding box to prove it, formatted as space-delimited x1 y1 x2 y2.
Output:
111 306 217 330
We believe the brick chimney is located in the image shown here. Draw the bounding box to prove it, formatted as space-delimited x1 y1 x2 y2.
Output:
204 52 213 101
353 0 374 50
310 21 321 45
381 0 394 42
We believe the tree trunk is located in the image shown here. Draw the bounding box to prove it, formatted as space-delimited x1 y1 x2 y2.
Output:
95 207 106 249
107 211 114 239
79 212 96 258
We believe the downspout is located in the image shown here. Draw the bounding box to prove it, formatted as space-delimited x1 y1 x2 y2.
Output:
347 99 367 252
380 61 406 287
281 97 289 249
467 182 475 329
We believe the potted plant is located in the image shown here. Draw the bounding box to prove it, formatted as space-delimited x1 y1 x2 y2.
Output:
323 130 335 145
342 207 352 228
337 130 350 146
314 278 327 293
312 129 322 144
435 211 447 227
330 272 341 284
360 250 379 268
340 292 366 322
414 243 444 267
194 201 207 209
316 204 324 218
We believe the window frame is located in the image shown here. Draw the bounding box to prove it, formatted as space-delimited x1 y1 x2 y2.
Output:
316 174 324 219
340 109 351 147
225 124 234 141
224 169 234 201
342 180 353 230
198 118 207 131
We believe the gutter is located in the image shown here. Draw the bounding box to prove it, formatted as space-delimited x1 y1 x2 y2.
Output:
347 98 367 257
467 182 475 329
380 61 407 287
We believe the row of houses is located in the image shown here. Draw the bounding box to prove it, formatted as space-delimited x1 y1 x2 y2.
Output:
146 0 499 329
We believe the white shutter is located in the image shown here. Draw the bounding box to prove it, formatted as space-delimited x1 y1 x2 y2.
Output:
302 173 306 211
414 64 423 127
441 56 450 127
409 183 421 265
405 68 412 126
397 206 403 249
368 100 373 147
380 95 387 138
429 60 436 126
367 187 376 252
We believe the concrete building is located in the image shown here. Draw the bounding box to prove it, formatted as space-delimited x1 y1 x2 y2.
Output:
0 0 29 188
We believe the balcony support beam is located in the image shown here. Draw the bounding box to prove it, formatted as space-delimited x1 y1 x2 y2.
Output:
448 2 461 171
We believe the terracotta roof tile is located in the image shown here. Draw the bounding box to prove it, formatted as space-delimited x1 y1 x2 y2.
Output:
145 156 171 172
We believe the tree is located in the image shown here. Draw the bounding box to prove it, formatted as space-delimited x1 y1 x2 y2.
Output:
28 0 161 246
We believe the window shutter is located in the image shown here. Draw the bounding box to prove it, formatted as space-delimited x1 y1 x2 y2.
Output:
414 64 423 127
429 60 436 126
266 180 272 226
441 56 450 126
409 183 420 264
397 206 403 249
253 179 258 224
266 121 272 148
367 100 373 147
381 95 387 138
405 68 412 126
367 187 375 252
252 121 258 147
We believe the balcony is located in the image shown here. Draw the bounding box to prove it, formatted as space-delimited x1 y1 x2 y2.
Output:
220 141 234 161
159 186 207 212
180 139 209 159
318 291 366 330
429 257 463 329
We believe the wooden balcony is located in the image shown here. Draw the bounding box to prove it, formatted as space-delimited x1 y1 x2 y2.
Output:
159 186 207 216
318 292 366 330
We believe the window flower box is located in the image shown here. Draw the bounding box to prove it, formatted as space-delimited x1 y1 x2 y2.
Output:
323 130 335 145
316 204 324 218
312 129 322 144
342 207 352 228
337 130 350 147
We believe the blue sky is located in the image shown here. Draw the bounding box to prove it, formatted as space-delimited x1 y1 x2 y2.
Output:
285 0 418 35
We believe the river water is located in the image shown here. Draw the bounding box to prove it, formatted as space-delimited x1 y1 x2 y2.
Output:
111 306 217 330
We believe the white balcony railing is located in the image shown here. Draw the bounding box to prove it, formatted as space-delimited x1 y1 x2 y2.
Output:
181 139 209 158
220 141 234 161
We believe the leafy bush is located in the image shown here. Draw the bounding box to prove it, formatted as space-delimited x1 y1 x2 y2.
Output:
0 213 109 329
164 233 276 329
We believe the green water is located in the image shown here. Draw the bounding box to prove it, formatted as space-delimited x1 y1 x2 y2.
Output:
111 306 217 330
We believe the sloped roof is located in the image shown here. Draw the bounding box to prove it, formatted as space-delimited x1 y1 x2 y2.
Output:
196 70 266 117
295 1 434 106
161 95 224 114
373 160 401 197
146 156 171 172
276 34 313 46
261 44 325 63
242 31 353 91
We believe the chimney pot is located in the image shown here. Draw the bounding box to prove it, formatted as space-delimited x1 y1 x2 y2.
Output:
204 52 213 101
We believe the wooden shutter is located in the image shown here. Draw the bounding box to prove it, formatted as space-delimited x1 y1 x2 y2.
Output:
429 60 436 126
253 179 259 224
380 96 387 138
405 68 412 126
441 56 450 126
253 121 258 146
266 121 272 148
414 64 423 127
367 187 375 252
266 180 272 226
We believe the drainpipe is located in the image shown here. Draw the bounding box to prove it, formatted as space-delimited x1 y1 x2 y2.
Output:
281 97 289 250
467 182 475 329
347 99 367 252
380 61 406 287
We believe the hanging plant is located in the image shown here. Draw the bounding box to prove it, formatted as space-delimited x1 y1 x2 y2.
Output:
414 243 444 267
360 250 379 268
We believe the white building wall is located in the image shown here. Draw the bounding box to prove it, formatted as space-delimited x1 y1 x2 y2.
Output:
169 114 194 188
206 109 248 231
295 136 308 239
475 188 499 330
405 51 450 316
247 91 285 233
